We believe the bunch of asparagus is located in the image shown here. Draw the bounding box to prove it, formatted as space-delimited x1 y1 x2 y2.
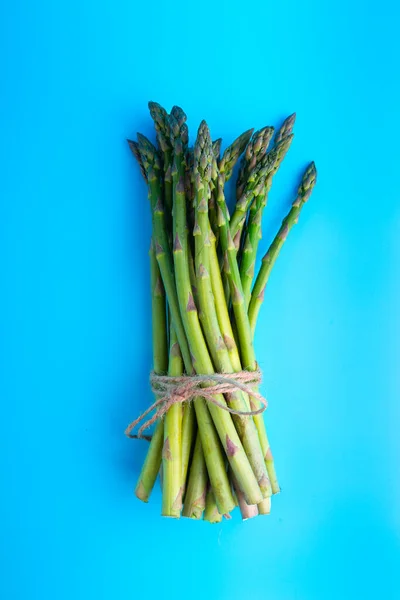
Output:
127 102 317 521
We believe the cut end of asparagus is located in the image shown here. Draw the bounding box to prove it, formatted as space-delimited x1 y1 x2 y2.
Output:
257 497 271 515
135 480 150 503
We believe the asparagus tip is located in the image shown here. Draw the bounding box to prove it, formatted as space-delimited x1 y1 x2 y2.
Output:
298 161 317 202
275 113 297 143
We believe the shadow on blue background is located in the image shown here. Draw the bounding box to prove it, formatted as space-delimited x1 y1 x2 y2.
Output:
1 0 399 598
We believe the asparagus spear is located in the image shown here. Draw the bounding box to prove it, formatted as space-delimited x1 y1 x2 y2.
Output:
148 102 173 217
134 244 168 501
135 133 192 371
218 128 254 182
136 128 232 513
210 233 272 515
232 473 259 520
127 139 148 182
171 112 266 507
169 107 238 513
208 145 220 239
212 138 223 161
217 127 254 292
274 112 296 143
134 134 200 505
249 162 317 334
216 177 280 495
239 115 296 306
193 121 270 500
148 103 185 516
220 132 281 304
148 101 171 157
181 404 196 497
236 126 274 200
229 135 293 244
130 132 197 510
258 497 271 515
162 324 183 517
182 435 208 519
203 487 223 523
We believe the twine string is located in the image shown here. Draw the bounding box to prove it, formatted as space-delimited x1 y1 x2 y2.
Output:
125 369 267 440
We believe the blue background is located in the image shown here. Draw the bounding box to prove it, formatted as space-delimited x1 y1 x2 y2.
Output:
1 0 399 598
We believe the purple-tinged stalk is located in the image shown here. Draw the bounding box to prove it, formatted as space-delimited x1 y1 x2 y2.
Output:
232 473 259 520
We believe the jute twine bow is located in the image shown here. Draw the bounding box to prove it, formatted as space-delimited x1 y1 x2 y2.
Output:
125 368 267 440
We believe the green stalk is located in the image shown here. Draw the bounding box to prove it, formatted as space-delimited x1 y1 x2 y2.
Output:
209 238 241 371
212 137 222 160
127 139 148 182
169 108 237 513
236 126 274 200
162 324 183 517
208 140 221 239
194 121 270 500
203 487 223 523
135 133 192 372
148 102 173 217
137 130 229 511
211 234 269 494
130 133 197 507
182 435 208 519
138 128 230 513
239 190 266 305
219 128 254 181
134 134 201 504
171 113 264 508
240 116 296 306
134 245 168 501
216 128 253 298
216 176 279 495
246 163 317 494
229 136 292 242
181 408 196 495
249 162 317 334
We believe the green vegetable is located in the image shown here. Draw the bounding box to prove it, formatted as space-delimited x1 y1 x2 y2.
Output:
127 102 317 520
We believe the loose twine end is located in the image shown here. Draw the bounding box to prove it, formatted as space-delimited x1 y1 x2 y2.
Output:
125 369 267 440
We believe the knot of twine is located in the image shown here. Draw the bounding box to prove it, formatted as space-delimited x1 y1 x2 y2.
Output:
125 368 267 440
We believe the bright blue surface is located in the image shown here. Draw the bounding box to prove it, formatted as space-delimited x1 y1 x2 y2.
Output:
1 1 399 598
